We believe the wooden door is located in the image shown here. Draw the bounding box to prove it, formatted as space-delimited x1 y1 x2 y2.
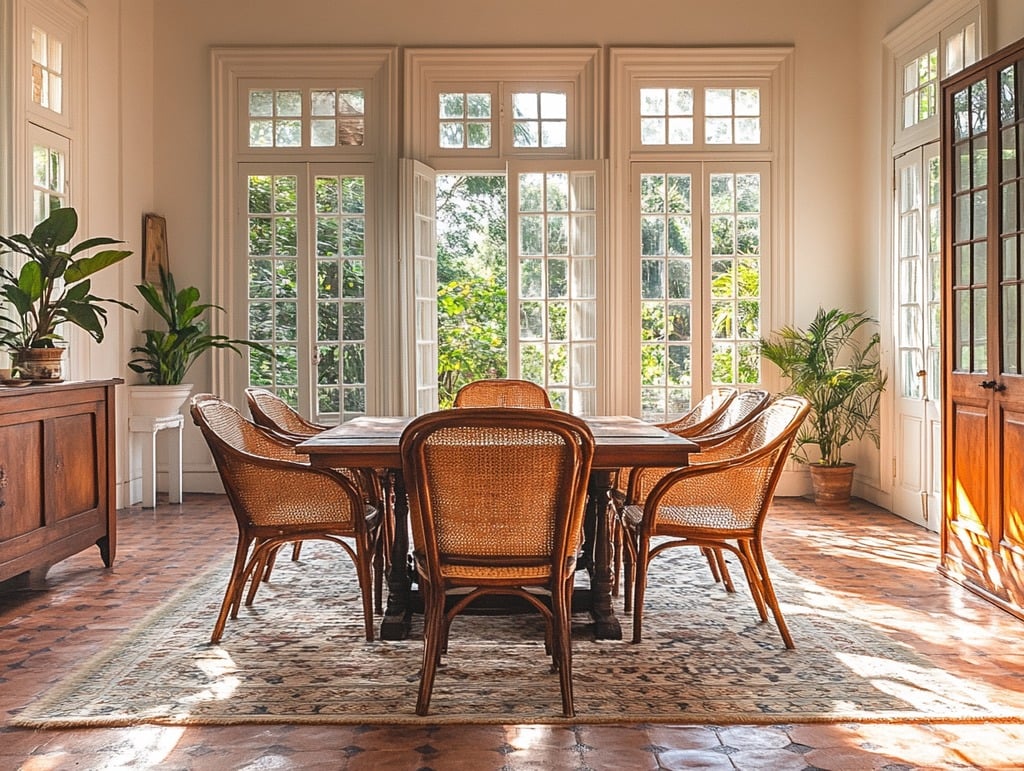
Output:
941 36 1024 618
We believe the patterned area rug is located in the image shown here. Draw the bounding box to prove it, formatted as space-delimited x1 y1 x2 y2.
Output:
13 542 1024 727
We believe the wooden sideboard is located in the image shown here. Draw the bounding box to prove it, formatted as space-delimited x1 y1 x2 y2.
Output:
0 379 121 587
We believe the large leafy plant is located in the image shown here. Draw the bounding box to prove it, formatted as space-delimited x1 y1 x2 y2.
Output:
129 268 270 385
0 207 134 350
760 307 886 467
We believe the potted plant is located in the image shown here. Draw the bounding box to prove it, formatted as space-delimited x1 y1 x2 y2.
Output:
127 267 269 416
0 207 134 382
760 307 887 505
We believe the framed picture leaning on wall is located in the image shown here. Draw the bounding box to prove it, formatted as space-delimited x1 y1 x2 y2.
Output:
143 213 168 284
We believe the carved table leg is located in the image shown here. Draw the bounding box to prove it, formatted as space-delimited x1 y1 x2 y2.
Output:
380 469 413 640
586 468 623 640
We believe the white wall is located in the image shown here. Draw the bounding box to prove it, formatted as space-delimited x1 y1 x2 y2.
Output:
73 0 154 506
100 0 1024 500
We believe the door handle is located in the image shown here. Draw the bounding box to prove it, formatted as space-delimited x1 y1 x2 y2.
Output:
979 380 1007 391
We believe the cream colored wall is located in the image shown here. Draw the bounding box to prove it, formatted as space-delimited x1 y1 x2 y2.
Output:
104 0 1024 498
74 0 155 506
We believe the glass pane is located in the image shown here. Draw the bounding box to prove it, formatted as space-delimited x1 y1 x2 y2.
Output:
439 93 465 119
973 287 987 371
466 93 491 118
641 118 666 145
1004 284 1020 375
640 88 665 115
513 92 538 119
705 88 732 115
641 259 664 299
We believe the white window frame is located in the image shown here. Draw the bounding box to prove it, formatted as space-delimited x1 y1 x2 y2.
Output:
2 0 84 234
404 48 602 169
609 47 794 415
236 78 379 156
886 0 988 157
236 161 375 423
211 46 398 413
881 0 989 513
402 48 605 413
1 0 86 376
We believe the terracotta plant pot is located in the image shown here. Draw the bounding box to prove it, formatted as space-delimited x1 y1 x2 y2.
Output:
808 463 855 506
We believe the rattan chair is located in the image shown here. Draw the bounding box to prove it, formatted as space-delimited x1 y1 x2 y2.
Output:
244 386 384 506
612 388 763 595
400 407 594 717
617 387 774 605
244 386 387 601
453 378 552 408
681 387 773 450
190 393 382 643
620 395 811 648
658 386 738 436
245 386 329 439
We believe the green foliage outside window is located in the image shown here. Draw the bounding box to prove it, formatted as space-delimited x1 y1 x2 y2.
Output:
436 174 509 407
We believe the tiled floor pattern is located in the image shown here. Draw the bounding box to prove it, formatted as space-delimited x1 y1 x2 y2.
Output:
2 495 1024 770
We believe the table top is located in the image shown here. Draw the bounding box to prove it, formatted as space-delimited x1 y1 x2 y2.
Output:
297 414 697 470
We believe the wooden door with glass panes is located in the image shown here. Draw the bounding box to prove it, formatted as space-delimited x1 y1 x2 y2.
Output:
940 36 1024 620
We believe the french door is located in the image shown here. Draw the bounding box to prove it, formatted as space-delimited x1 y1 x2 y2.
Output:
940 38 1024 618
239 162 373 424
405 160 604 415
631 162 767 423
891 143 942 531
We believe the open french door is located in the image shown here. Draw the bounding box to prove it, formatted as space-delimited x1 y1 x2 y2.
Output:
891 143 942 531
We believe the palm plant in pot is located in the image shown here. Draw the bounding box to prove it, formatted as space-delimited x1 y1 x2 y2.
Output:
760 307 887 505
127 267 269 417
0 207 134 382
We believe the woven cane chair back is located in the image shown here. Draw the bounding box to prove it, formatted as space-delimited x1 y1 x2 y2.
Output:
453 378 552 408
245 387 327 439
658 386 737 435
400 407 594 716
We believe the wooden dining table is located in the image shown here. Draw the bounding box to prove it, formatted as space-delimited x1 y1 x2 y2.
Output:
297 414 697 640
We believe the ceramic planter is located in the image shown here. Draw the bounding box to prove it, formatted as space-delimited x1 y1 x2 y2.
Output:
128 383 194 419
12 347 66 383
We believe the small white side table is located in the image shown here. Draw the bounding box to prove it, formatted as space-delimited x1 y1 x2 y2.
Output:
130 414 184 508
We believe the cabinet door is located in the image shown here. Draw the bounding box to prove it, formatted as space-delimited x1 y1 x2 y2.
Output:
0 421 44 539
942 37 1024 616
47 411 102 519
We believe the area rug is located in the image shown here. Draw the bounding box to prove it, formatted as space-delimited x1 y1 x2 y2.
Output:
13 542 1024 727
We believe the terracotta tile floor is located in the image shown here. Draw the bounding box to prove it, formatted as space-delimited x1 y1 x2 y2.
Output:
2 494 1024 770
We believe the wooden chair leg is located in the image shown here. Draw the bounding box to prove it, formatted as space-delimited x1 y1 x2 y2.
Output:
355 545 376 642
713 548 735 593
621 524 637 613
631 535 651 643
611 517 622 598
737 540 770 621
416 580 444 716
702 546 722 582
211 537 252 644
749 539 794 649
554 584 575 717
